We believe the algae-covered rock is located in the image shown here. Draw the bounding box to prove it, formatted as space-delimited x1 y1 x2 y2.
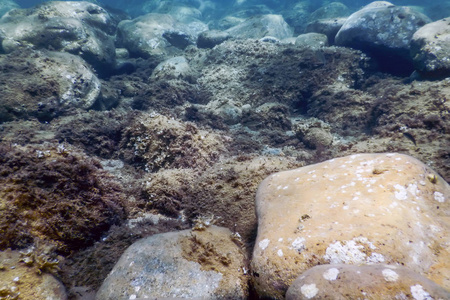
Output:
0 49 101 123
251 153 450 299
0 143 125 253
120 112 229 172
96 226 248 299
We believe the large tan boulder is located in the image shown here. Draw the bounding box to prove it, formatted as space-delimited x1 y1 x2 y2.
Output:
286 264 450 300
251 153 450 299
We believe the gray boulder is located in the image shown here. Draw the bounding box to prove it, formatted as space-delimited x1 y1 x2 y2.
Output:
295 33 329 49
0 1 117 77
150 56 193 81
95 226 248 300
335 1 431 74
410 18 450 78
0 49 101 122
197 30 231 48
286 264 450 300
117 13 208 59
282 2 310 34
226 14 293 40
0 0 18 18
305 18 347 45
308 1 350 23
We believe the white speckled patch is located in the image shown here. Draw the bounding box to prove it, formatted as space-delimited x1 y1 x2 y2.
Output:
382 269 399 282
291 237 306 253
434 191 445 203
301 283 319 299
259 239 270 250
410 284 433 300
323 268 339 281
323 237 384 264
277 249 283 257
394 184 407 200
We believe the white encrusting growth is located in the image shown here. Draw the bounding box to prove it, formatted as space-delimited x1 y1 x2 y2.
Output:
259 239 270 250
382 269 399 282
410 284 433 300
291 237 306 253
394 184 408 200
323 268 339 281
434 192 445 203
301 284 319 299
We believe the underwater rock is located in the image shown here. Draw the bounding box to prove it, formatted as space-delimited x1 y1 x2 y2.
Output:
286 264 450 300
250 153 450 299
295 33 329 49
197 30 231 49
293 118 333 149
0 249 67 300
335 1 431 75
177 155 303 244
95 226 248 300
308 1 350 23
0 0 18 18
153 2 203 23
117 13 207 59
194 39 371 126
150 56 193 81
0 143 125 253
119 112 229 172
225 14 293 40
231 4 273 19
305 17 347 45
0 49 101 122
0 1 117 76
281 1 310 35
410 18 450 79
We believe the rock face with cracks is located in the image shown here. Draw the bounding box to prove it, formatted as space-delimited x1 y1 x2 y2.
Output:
95 225 248 300
251 153 450 299
286 264 450 300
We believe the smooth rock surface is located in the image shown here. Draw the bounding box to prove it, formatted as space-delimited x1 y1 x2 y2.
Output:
197 30 231 49
335 2 430 74
305 18 347 45
295 33 329 49
410 18 450 78
95 226 248 300
0 1 117 76
117 13 207 59
226 14 293 40
251 153 450 299
286 264 450 300
308 1 350 23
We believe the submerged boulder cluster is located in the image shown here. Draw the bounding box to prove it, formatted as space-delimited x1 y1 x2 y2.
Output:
0 0 449 299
